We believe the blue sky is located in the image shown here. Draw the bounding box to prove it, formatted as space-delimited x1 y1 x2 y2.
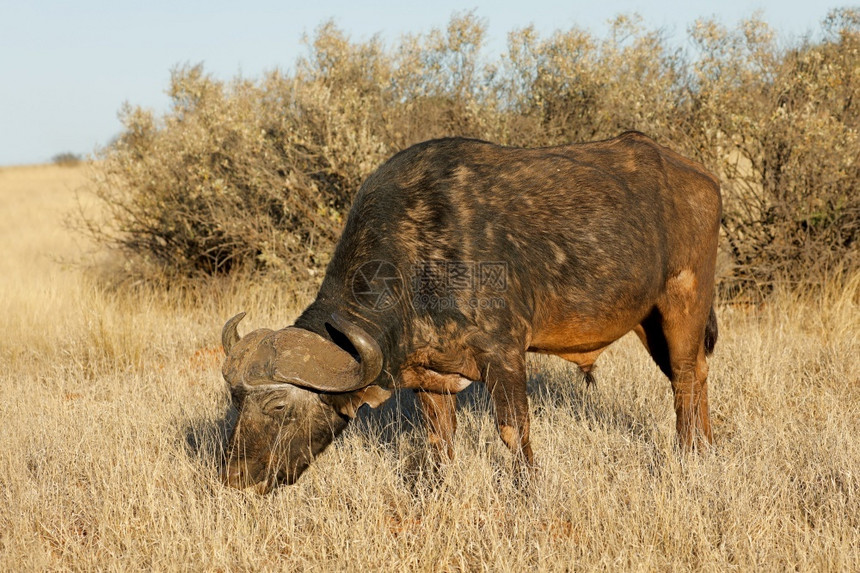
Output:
0 1 847 166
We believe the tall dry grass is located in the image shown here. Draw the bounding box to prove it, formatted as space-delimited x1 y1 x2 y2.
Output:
1 166 858 570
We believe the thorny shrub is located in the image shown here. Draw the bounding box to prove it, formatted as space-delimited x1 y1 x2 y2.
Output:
84 10 859 296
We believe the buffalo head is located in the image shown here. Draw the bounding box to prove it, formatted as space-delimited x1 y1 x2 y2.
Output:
220 312 390 493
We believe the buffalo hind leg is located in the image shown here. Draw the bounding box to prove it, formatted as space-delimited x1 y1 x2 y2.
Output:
640 306 713 450
671 343 713 449
416 390 458 468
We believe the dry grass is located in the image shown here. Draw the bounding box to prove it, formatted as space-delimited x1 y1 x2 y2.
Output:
1 165 858 571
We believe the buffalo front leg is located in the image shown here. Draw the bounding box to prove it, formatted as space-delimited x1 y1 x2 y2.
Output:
416 390 458 467
483 351 535 475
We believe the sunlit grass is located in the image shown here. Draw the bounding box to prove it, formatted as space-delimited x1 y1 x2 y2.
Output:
1 165 857 570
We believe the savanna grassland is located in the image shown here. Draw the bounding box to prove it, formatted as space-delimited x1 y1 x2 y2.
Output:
3 10 860 571
1 162 858 570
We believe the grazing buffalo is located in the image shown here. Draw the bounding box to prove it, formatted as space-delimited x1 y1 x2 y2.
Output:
220 131 721 493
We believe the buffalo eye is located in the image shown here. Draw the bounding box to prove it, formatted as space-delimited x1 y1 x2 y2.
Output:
268 403 292 417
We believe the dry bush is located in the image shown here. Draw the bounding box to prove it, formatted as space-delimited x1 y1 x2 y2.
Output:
498 15 689 147
689 10 860 294
84 13 501 285
84 10 859 295
87 67 343 283
52 152 83 167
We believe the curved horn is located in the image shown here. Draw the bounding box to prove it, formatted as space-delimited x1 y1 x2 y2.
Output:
222 312 246 355
330 312 384 387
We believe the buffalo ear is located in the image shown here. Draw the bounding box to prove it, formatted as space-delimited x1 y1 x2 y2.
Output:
326 385 392 419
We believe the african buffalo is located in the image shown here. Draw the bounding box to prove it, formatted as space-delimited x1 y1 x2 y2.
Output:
220 131 721 493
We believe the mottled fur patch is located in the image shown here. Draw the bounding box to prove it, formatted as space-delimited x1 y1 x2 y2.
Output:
232 132 723 490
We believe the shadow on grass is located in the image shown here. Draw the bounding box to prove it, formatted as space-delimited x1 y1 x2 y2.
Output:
526 357 668 476
527 360 661 445
181 358 666 490
182 405 236 473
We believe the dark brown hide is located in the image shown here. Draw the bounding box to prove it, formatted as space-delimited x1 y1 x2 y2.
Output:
222 132 722 490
